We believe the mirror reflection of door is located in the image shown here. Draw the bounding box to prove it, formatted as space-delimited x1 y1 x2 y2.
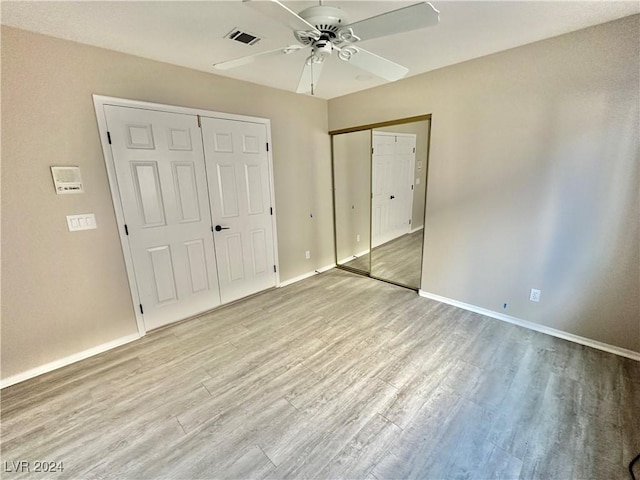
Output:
372 131 415 247
371 120 429 288
331 116 430 290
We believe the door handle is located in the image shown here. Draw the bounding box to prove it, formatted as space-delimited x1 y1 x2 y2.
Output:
215 225 230 232
390 195 395 200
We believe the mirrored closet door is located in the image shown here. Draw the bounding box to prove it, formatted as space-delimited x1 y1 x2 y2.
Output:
333 129 372 275
331 116 431 289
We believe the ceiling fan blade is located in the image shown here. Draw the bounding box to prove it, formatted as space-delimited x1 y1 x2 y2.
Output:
345 2 439 42
243 0 320 35
296 58 325 95
343 47 408 82
214 45 306 70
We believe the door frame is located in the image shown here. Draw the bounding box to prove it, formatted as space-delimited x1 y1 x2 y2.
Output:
93 95 280 336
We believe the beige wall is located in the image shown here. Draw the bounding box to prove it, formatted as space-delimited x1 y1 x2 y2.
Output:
329 15 640 353
1 26 333 380
3 14 638 383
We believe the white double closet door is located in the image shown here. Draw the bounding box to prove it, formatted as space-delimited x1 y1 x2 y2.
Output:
103 105 276 331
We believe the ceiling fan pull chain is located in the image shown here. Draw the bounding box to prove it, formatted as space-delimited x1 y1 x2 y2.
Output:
310 59 315 96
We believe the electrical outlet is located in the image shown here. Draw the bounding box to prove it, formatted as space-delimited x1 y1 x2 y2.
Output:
530 288 541 302
356 234 360 242
305 250 311 260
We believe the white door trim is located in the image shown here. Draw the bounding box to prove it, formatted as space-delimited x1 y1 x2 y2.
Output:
93 95 280 336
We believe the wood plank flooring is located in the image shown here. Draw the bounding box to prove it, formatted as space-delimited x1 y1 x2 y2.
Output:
342 230 424 288
370 231 423 288
1 269 638 479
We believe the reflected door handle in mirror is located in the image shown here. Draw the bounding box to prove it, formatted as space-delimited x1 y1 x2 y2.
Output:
215 225 230 232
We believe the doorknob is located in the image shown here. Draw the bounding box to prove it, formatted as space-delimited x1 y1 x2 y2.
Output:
390 195 395 200
215 225 230 232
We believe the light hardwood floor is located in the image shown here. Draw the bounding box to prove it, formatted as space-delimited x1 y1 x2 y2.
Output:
370 231 423 288
1 269 639 479
342 230 424 288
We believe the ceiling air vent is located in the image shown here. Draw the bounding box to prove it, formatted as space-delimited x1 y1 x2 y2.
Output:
225 28 261 46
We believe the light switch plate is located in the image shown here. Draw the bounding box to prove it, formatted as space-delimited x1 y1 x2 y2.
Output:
67 214 97 231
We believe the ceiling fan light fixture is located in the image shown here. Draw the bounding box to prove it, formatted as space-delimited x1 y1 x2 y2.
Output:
338 45 358 62
337 28 360 44
312 36 333 59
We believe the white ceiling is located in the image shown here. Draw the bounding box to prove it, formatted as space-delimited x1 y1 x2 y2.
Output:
2 1 638 99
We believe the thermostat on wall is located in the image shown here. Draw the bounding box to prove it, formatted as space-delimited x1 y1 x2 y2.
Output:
51 166 84 194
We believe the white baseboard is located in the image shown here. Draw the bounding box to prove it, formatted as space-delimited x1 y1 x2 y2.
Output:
0 332 141 389
418 290 640 362
410 225 424 234
337 249 371 266
279 263 336 288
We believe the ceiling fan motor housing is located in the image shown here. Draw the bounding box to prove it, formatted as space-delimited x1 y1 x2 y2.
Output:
298 5 349 41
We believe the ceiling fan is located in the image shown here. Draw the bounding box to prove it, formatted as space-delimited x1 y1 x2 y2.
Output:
214 0 440 95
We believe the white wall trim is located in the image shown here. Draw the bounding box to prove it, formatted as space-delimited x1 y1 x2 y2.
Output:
1 333 141 389
93 96 146 336
279 264 335 288
410 225 424 234
337 249 371 266
418 290 640 362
